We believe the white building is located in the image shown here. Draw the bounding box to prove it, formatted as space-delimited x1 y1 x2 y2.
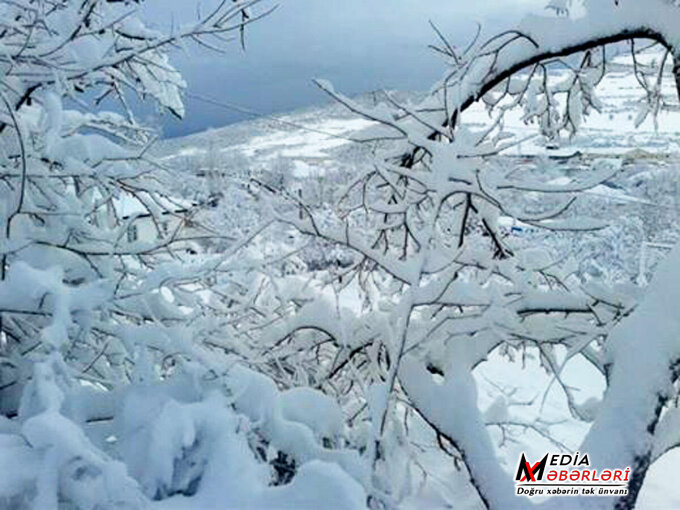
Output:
116 195 205 254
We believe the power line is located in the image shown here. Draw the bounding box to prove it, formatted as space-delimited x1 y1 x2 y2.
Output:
184 92 365 144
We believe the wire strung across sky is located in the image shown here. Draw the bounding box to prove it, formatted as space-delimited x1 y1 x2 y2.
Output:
185 92 363 144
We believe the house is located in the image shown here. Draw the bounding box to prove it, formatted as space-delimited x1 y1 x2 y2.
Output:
498 216 539 235
116 194 204 254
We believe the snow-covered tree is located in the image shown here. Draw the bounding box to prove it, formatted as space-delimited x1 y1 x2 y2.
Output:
8 1 680 509
0 2 369 509
258 1 680 508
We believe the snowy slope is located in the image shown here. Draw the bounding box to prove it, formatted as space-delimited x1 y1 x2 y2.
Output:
157 49 680 172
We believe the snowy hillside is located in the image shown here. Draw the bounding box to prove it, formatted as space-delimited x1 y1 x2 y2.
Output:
157 50 680 165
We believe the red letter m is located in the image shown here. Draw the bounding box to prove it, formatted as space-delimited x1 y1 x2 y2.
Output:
515 453 548 482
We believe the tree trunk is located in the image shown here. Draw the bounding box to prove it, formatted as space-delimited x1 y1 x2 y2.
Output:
674 54 680 105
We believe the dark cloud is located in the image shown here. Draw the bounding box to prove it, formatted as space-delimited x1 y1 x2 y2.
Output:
141 1 545 138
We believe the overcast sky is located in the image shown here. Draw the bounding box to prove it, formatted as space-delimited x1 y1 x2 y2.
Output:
141 1 546 138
